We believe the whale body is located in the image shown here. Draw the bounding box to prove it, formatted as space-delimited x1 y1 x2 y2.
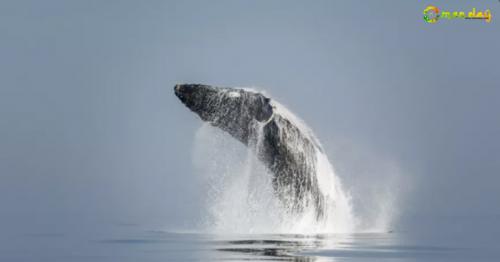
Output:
175 84 326 218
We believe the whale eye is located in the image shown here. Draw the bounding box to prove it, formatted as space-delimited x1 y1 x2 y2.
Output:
255 96 273 122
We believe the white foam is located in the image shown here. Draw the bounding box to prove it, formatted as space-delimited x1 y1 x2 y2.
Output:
227 91 240 98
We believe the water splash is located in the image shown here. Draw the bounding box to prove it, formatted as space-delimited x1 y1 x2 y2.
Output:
192 99 358 234
329 138 408 233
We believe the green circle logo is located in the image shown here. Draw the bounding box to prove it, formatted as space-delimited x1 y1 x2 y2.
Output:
423 5 440 23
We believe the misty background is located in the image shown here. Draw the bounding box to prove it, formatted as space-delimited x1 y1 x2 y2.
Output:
1 0 499 238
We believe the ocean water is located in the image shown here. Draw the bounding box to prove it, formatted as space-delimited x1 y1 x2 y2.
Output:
2 220 499 262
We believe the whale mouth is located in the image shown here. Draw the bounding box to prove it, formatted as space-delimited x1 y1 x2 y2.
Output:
174 84 215 104
174 84 192 103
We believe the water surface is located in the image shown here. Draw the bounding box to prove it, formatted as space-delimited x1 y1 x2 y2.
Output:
3 223 499 261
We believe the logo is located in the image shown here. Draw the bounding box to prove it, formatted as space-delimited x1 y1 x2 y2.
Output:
423 5 492 23
423 5 440 23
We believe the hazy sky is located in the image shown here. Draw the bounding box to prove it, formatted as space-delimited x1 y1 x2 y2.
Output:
1 0 499 235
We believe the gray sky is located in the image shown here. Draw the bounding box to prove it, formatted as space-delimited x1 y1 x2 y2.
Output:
1 0 499 234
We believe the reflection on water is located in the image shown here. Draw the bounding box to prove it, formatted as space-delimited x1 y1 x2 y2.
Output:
203 233 461 261
2 227 500 261
215 236 324 261
97 231 491 261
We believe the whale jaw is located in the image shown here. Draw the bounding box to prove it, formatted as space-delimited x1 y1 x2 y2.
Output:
174 84 273 144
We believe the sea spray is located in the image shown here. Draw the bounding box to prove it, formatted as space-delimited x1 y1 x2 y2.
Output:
193 100 356 234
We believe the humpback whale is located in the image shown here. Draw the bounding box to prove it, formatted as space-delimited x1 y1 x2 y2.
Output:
175 84 326 218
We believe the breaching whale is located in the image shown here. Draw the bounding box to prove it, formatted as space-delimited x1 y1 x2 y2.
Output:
174 84 326 218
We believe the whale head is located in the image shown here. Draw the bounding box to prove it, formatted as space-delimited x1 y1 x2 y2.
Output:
174 84 273 144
